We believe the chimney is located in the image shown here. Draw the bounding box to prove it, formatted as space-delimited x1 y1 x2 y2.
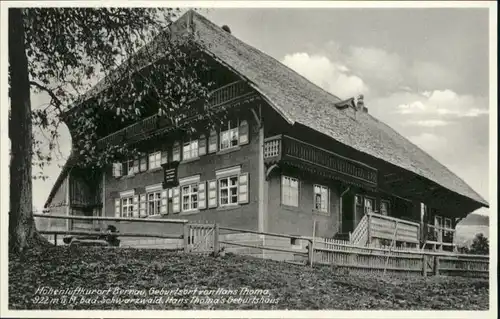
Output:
222 25 231 34
356 94 368 113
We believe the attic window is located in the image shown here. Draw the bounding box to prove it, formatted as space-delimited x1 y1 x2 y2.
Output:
222 25 231 34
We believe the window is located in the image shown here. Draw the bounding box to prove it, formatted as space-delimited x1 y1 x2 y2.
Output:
181 184 198 211
219 176 239 206
364 197 375 214
183 139 199 160
220 120 239 151
127 159 138 175
149 152 161 170
444 217 452 230
121 197 134 217
380 200 390 216
313 184 328 213
147 192 161 216
281 176 299 207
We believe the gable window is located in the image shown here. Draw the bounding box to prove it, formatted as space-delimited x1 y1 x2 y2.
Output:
183 139 199 160
149 152 161 170
219 176 239 206
181 184 199 211
220 119 239 151
121 197 134 217
281 176 299 207
147 191 161 216
380 200 390 216
313 184 328 213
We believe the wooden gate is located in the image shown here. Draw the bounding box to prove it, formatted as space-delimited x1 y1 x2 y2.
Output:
188 223 215 253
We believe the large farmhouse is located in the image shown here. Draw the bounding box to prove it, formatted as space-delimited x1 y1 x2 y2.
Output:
44 10 488 251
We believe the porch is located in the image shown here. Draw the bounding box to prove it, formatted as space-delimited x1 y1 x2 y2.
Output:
263 134 425 249
349 212 420 248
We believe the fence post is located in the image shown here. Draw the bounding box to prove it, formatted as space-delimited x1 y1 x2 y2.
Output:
183 223 190 253
213 223 220 255
308 239 314 267
422 254 427 277
434 255 440 276
54 234 58 246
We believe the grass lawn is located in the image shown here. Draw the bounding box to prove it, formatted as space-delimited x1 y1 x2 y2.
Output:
9 246 489 310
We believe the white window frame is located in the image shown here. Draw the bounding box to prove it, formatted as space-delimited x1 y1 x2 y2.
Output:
147 191 161 216
219 175 239 207
281 176 299 207
364 197 375 214
219 120 239 151
148 151 162 170
313 184 329 213
182 139 199 160
121 197 134 218
380 200 390 216
181 184 199 212
126 159 138 176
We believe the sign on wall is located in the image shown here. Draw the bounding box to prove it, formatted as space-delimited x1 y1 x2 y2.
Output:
162 161 180 189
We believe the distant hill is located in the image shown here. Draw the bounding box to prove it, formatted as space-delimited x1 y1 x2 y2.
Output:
458 213 489 226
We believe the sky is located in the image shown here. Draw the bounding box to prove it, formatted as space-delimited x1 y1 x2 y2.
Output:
30 7 491 216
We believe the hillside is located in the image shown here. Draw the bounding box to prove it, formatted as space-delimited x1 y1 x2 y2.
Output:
458 213 489 226
9 246 488 310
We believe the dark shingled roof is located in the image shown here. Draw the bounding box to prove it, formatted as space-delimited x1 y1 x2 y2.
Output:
46 10 488 209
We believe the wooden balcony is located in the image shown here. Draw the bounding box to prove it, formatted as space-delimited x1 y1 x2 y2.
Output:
97 81 258 147
349 213 420 247
264 135 378 187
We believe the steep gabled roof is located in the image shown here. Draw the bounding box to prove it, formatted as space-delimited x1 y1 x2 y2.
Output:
45 10 488 209
185 11 487 207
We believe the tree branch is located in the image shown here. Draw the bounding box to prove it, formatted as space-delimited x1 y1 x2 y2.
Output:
29 80 63 113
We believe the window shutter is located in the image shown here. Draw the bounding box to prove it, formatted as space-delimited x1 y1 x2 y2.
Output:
161 151 168 164
172 187 180 213
238 173 249 204
198 181 207 210
139 194 147 217
140 156 147 172
160 190 168 215
239 120 249 145
133 159 139 174
173 142 181 162
132 195 139 218
112 163 122 177
208 180 217 208
114 199 121 217
198 134 207 156
208 130 217 153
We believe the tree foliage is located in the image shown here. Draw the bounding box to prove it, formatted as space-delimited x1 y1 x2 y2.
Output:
23 8 216 173
9 7 216 252
457 233 489 255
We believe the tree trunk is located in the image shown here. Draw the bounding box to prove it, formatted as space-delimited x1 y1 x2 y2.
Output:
9 8 46 253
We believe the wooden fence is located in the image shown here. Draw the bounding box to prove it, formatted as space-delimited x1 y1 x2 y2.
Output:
34 214 489 278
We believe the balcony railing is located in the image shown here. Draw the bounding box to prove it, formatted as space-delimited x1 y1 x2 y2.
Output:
97 81 256 147
367 213 420 245
264 135 378 186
